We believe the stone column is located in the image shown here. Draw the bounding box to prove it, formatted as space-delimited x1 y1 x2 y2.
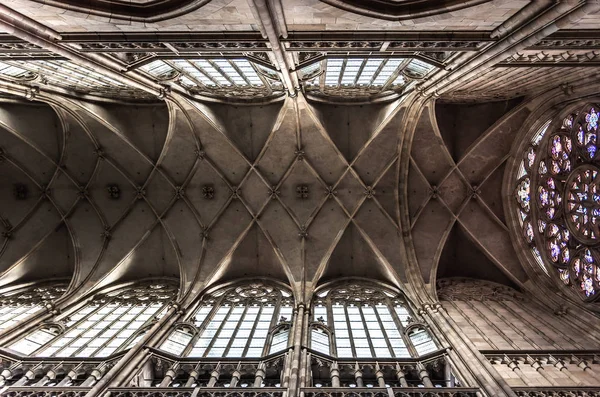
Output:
207 368 221 387
254 362 266 387
185 369 200 387
34 369 56 386
354 363 364 387
416 363 434 387
330 362 341 387
158 364 178 387
395 364 408 387
229 369 241 387
375 364 386 387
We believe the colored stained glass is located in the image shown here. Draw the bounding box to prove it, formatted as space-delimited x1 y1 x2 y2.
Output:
517 104 600 300
586 108 599 130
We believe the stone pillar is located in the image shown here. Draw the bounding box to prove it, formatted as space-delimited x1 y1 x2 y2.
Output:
287 304 305 396
12 369 35 386
375 364 386 387
0 368 13 386
254 362 266 387
416 363 434 387
34 369 55 387
57 369 80 386
185 369 200 387
528 358 559 386
207 368 220 387
330 362 341 387
81 367 105 387
395 364 408 387
230 369 241 387
354 363 364 387
550 357 588 386
158 365 178 387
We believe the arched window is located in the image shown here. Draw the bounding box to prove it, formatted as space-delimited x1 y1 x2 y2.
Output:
159 281 293 358
0 283 67 331
515 104 600 300
312 281 437 358
309 323 332 355
8 282 177 357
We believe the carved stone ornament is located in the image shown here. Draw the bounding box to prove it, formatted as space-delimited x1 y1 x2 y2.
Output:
93 283 178 306
107 184 120 199
202 184 215 199
297 185 309 199
0 284 68 307
13 183 28 200
437 278 525 302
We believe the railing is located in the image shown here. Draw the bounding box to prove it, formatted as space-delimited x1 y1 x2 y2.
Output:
513 387 600 397
106 387 284 397
0 386 90 396
302 387 480 397
0 348 124 390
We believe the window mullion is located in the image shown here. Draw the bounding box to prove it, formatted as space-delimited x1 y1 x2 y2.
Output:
47 303 109 357
207 59 236 86
369 58 393 88
343 303 356 357
93 304 144 356
388 300 418 358
71 303 126 357
188 60 222 87
245 304 263 357
373 304 395 357
381 58 411 91
337 59 347 86
183 303 216 356
229 59 251 86
223 304 248 356
358 304 376 357
203 305 233 357
352 59 367 86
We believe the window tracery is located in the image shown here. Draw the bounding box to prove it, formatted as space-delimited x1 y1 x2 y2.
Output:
311 282 437 358
8 282 177 358
516 104 600 300
514 120 552 274
0 283 68 331
139 58 284 99
299 57 435 99
159 281 293 358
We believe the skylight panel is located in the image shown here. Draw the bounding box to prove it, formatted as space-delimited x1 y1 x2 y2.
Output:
340 59 363 85
0 61 30 78
141 60 174 79
405 59 435 77
325 59 343 86
372 59 403 85
356 59 383 85
193 60 229 86
213 59 245 85
299 62 320 79
233 59 262 86
171 60 215 86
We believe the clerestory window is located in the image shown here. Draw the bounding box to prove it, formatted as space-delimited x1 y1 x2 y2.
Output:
0 283 67 331
311 281 437 358
159 281 293 358
8 282 177 358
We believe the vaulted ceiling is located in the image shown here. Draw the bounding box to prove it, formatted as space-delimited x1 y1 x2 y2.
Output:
0 0 599 304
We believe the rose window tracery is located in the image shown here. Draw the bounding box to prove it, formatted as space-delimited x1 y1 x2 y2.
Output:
517 104 600 300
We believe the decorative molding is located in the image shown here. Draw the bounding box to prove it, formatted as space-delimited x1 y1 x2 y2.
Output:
317 0 491 21
27 0 213 23
437 278 525 302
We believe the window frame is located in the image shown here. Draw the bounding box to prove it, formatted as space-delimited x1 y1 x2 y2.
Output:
311 280 437 359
